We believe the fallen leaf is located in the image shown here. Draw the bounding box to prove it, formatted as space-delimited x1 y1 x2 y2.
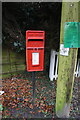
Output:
29 104 33 109
24 98 29 102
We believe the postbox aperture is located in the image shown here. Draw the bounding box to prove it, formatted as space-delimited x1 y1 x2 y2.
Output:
26 30 45 72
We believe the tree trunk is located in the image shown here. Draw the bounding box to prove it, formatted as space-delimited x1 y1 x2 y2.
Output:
56 2 79 118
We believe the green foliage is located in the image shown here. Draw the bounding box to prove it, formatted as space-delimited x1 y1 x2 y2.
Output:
0 104 3 111
2 2 62 53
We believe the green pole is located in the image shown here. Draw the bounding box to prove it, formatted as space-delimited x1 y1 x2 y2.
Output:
56 2 79 118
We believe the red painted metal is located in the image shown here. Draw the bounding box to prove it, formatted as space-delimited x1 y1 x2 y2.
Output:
26 30 45 72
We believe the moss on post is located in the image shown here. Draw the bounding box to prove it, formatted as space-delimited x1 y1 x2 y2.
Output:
56 2 79 118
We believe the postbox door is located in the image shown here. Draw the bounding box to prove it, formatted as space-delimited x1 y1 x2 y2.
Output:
27 49 44 71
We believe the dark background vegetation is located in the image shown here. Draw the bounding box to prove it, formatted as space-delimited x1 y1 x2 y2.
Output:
2 2 62 52
2 2 62 73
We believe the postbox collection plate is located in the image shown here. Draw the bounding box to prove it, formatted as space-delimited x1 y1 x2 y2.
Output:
32 52 39 65
64 22 80 48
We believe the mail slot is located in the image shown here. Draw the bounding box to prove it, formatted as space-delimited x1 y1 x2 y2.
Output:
26 30 45 71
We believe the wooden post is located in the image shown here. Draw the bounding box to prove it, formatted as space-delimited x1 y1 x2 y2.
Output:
56 2 79 118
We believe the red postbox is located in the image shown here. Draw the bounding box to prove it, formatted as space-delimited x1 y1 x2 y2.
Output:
26 30 45 72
